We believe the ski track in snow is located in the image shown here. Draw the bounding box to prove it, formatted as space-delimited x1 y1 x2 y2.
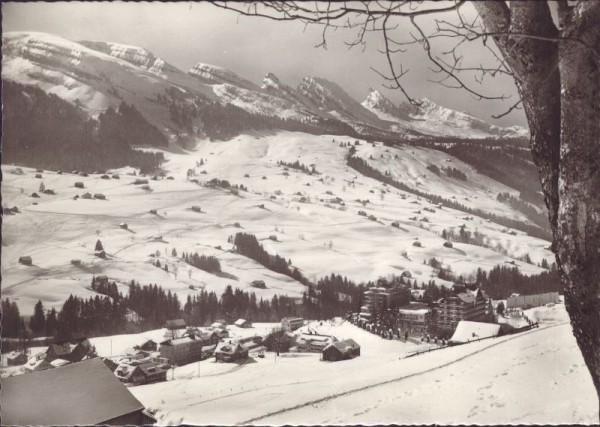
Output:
236 321 568 425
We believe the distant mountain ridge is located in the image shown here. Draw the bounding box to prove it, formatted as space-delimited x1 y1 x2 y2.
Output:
2 31 528 142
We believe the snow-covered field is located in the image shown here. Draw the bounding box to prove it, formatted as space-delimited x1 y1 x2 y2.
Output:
98 306 594 425
2 131 553 315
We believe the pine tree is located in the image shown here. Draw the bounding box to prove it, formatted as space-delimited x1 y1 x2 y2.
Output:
30 300 46 336
46 308 58 336
95 239 104 252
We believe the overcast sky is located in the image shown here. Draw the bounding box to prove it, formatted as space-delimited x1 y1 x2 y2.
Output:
2 1 527 127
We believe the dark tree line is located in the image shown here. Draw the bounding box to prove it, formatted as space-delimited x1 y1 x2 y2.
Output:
2 80 164 173
475 264 562 300
233 233 311 286
347 151 552 241
277 160 318 175
182 252 222 274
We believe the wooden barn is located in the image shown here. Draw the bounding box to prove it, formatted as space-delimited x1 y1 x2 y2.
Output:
18 256 32 266
2 358 155 426
322 339 361 362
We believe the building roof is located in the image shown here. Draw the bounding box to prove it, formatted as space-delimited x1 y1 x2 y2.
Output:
137 362 169 375
234 318 250 326
450 321 501 343
325 339 361 353
2 358 145 426
215 342 245 355
166 319 187 329
165 337 194 346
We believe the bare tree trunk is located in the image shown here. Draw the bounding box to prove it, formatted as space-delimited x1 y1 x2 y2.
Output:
477 1 600 415
557 2 600 412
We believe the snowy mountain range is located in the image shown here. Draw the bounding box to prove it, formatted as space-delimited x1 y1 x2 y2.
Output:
2 31 528 141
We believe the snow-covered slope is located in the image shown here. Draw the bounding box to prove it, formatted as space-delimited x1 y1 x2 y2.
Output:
1 131 552 315
362 88 529 139
124 312 594 425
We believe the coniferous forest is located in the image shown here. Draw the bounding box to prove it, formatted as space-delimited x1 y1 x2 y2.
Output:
2 80 165 173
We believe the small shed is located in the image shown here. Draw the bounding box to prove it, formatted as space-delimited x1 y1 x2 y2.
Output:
75 182 85 189
82 192 92 199
412 241 422 247
250 280 266 289
94 193 106 200
31 192 40 198
322 339 361 362
234 319 252 328
18 256 32 266
191 206 202 213
119 223 128 230
443 241 453 248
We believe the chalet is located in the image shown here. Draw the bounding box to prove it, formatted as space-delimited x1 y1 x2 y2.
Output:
436 285 493 334
191 205 202 212
234 319 252 328
74 182 85 188
31 192 40 198
166 318 187 330
294 333 337 353
24 357 54 373
134 339 158 352
214 341 248 362
94 193 106 200
116 361 169 385
46 338 94 363
18 256 32 266
281 317 304 331
322 339 361 362
71 259 82 266
6 351 28 366
119 223 129 230
82 192 92 199
159 337 203 365
2 358 155 426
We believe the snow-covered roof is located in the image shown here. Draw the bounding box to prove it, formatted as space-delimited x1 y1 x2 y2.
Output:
450 321 501 343
3 358 145 426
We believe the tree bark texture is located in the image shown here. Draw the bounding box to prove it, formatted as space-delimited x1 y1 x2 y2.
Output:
476 1 600 413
